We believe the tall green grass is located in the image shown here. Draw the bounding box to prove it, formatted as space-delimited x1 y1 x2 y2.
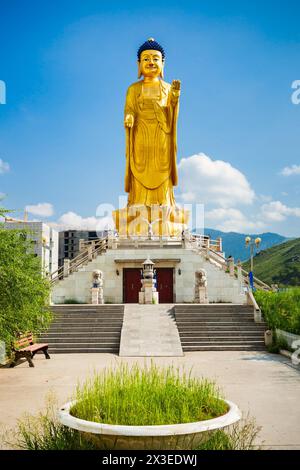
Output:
196 417 261 450
70 363 228 425
255 288 300 334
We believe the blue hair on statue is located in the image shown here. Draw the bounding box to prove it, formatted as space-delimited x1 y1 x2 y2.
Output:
137 38 165 61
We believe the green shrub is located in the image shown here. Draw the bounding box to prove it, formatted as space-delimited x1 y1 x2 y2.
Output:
71 363 228 426
255 288 300 335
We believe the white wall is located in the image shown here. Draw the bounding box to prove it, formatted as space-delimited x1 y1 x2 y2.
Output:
52 246 246 304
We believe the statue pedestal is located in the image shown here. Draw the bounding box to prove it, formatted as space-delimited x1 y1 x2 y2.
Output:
139 278 159 304
198 286 208 304
52 236 248 306
90 287 104 305
113 204 189 238
139 289 159 304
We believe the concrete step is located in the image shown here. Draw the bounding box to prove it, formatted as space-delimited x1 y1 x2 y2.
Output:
51 309 123 315
52 306 124 310
40 331 121 337
175 308 261 313
52 305 123 309
46 328 121 334
52 310 124 314
52 314 123 318
175 314 254 319
179 332 265 338
176 321 262 327
181 338 265 344
48 328 121 339
48 347 119 353
54 313 123 321
41 336 120 344
51 319 123 325
183 345 266 351
175 305 252 313
176 321 265 327
178 329 266 335
47 342 118 348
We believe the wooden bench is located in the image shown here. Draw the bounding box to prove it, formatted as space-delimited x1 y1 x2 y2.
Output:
10 333 50 368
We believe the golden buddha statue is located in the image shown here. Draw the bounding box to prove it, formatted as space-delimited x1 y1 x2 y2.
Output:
113 38 189 237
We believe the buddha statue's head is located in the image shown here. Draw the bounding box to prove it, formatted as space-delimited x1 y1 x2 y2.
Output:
137 38 165 79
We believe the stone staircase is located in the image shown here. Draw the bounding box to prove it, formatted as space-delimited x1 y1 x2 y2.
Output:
174 304 267 351
39 305 124 353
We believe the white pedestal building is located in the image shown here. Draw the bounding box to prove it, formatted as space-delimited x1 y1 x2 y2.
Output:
51 234 247 305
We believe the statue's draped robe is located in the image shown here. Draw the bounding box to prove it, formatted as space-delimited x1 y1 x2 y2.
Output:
124 80 179 207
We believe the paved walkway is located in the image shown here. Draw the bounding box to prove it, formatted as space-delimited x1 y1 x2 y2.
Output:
0 351 300 449
119 304 183 357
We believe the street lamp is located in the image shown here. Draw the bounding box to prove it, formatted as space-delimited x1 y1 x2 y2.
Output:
245 236 262 289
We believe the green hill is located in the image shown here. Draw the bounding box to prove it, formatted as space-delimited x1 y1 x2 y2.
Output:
193 228 287 261
243 237 300 286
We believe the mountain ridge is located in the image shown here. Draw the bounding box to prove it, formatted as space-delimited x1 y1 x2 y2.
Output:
192 228 289 261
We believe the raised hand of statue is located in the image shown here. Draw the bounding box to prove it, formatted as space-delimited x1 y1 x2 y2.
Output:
124 113 134 128
171 80 181 102
172 79 181 91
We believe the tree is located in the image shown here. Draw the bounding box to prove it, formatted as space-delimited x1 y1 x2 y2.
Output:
0 207 11 217
0 213 52 354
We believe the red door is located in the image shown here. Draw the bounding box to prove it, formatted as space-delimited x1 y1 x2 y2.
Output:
123 268 142 303
156 268 174 303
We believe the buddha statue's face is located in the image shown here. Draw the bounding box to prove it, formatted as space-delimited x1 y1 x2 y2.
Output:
139 50 163 79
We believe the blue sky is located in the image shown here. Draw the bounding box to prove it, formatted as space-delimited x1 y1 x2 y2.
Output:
0 0 300 236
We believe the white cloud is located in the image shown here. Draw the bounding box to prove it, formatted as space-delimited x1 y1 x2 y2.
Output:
260 201 300 222
178 153 255 207
205 207 265 233
281 164 300 176
206 208 243 222
0 192 6 201
0 158 10 174
52 211 114 232
26 202 54 217
259 194 273 203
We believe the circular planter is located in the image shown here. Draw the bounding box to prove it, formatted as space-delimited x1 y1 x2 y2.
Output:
58 399 241 450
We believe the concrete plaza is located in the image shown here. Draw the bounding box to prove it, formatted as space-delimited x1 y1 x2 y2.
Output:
0 351 299 450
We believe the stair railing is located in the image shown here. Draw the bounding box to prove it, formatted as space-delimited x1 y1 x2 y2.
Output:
246 290 263 323
50 237 108 285
240 267 270 291
190 233 222 252
194 243 271 291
